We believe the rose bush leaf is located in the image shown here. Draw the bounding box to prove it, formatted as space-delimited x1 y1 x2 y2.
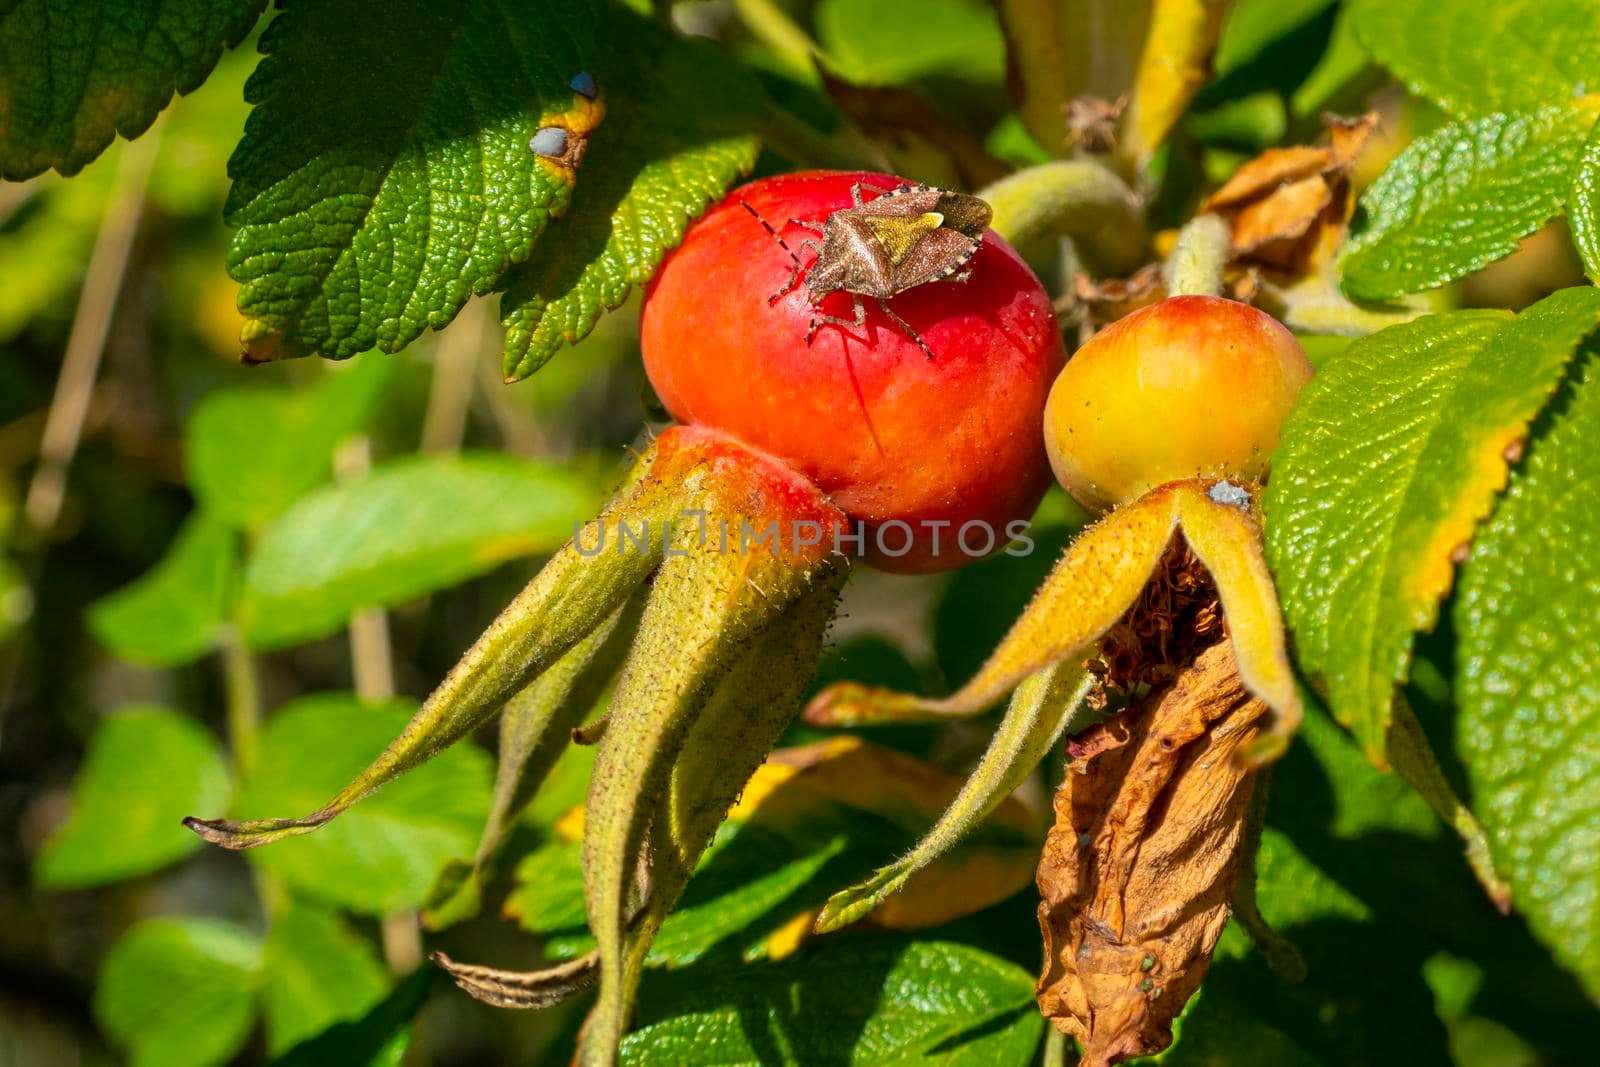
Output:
510 740 1037 967
268 970 431 1067
1264 289 1600 764
1352 0 1600 118
185 358 393 532
1568 117 1600 285
95 917 263 1067
498 11 760 380
233 693 492 914
261 905 390 1055
1339 107 1598 302
0 0 265 179
35 707 233 888
237 452 594 650
225 0 599 362
619 938 1043 1066
1456 351 1600 1000
88 512 237 667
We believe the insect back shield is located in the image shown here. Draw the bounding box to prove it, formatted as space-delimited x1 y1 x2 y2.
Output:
743 179 992 359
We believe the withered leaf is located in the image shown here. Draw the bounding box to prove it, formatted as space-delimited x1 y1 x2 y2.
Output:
1036 640 1267 1066
1204 111 1378 275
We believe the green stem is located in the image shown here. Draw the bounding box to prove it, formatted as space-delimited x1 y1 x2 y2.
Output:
1229 767 1307 982
1165 213 1231 297
731 0 819 82
1387 697 1512 914
977 160 1145 274
221 625 261 779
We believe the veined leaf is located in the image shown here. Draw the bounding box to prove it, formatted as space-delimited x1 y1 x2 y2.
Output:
1352 0 1600 119
1265 289 1600 764
619 938 1043 1066
268 970 431 1067
0 0 265 179
1569 118 1600 285
95 917 263 1067
498 12 760 380
238 452 594 650
261 905 389 1055
88 512 236 667
35 707 233 888
1456 353 1600 1000
233 693 491 914
1340 107 1597 302
185 358 393 531
224 0 600 362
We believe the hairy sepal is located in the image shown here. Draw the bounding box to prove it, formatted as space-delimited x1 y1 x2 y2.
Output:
185 442 682 849
814 658 1095 933
804 481 1300 764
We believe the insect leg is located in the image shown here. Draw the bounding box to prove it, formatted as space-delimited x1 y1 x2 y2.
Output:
770 239 824 304
806 294 868 346
877 298 935 361
786 218 826 232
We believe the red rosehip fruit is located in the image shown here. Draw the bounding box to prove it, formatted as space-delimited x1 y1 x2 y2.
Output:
1044 296 1313 513
641 171 1066 573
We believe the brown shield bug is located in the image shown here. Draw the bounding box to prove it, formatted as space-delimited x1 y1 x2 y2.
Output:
741 180 993 360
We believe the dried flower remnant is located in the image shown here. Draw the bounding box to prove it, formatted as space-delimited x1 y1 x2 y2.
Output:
1036 641 1267 1066
1203 111 1378 276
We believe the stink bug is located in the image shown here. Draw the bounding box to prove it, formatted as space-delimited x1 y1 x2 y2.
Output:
741 180 993 360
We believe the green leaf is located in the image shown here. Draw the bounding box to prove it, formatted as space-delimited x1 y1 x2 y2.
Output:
1456 353 1600 1000
1215 0 1337 76
814 0 1005 87
238 452 595 650
1339 107 1597 302
498 14 760 380
1265 289 1600 763
269 970 431 1067
235 693 491 914
224 0 599 362
1569 118 1600 285
620 938 1042 1065
512 739 1038 967
36 707 233 888
185 359 393 531
261 905 390 1055
88 513 236 667
1352 0 1600 118
0 0 265 179
95 917 263 1067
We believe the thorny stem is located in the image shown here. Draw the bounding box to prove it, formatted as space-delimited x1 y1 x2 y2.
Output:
1164 214 1231 298
23 123 163 537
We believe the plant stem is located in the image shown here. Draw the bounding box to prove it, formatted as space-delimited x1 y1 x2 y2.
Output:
1164 213 1231 297
731 0 818 82
1120 0 1233 173
335 436 397 703
1387 697 1513 914
420 300 485 454
977 159 1145 274
221 624 261 778
23 124 162 538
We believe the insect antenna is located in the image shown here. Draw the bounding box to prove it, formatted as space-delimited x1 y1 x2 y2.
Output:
741 200 810 305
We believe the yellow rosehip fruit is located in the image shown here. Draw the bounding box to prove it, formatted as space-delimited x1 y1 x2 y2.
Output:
1045 296 1313 512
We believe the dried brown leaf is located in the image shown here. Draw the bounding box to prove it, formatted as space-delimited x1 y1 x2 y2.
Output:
1036 641 1266 1066
1203 111 1378 277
